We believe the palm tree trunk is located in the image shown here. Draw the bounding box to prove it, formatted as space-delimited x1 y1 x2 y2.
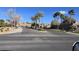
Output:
35 20 37 29
38 19 40 28
70 15 72 24
57 17 60 29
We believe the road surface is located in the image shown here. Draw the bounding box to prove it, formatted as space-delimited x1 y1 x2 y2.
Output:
0 28 79 51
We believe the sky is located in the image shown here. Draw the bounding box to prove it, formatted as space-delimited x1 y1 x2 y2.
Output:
0 7 79 24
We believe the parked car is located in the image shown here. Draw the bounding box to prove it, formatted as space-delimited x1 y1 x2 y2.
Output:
72 41 79 51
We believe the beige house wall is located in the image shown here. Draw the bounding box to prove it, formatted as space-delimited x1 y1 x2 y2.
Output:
17 22 31 27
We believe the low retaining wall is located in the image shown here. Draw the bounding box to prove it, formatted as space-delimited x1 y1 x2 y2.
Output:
0 27 23 34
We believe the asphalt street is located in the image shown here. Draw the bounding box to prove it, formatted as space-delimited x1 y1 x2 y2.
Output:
0 28 79 51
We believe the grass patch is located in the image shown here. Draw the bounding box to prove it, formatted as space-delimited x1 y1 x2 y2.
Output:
50 29 67 33
38 29 46 31
52 29 62 32
54 30 61 32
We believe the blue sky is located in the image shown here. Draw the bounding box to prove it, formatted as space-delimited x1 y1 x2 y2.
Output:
0 7 79 24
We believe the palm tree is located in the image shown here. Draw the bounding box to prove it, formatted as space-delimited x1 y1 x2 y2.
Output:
53 12 60 18
31 16 38 29
60 14 66 22
53 12 61 29
35 12 44 28
31 16 36 23
31 12 44 29
68 9 75 24
53 12 62 22
68 9 75 18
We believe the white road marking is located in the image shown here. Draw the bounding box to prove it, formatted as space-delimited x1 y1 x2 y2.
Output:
5 34 79 37
0 40 73 44
6 34 59 37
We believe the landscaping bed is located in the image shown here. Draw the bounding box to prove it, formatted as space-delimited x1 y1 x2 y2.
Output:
38 29 47 32
73 30 79 33
0 27 23 34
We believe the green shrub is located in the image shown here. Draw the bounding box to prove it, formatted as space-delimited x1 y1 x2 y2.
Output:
74 29 79 33
31 23 39 29
68 26 76 31
51 20 60 29
0 29 3 32
38 29 45 31
6 28 9 31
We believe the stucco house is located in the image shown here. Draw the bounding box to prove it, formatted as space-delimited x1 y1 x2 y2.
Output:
17 22 31 27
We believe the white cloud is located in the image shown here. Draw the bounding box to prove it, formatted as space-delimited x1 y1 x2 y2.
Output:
59 11 67 14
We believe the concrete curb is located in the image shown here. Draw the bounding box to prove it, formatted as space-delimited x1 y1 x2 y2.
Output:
33 29 48 33
0 28 23 34
38 31 48 32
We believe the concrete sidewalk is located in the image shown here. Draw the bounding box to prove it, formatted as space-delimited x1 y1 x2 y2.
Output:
66 32 79 36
